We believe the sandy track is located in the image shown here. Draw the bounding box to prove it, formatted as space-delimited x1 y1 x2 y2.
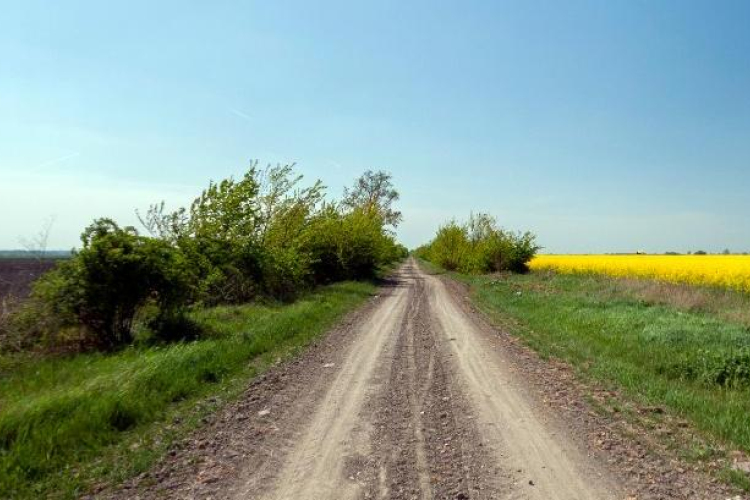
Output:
107 259 742 499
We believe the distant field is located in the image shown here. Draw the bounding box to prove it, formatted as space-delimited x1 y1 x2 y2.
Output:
0 259 61 301
531 255 750 292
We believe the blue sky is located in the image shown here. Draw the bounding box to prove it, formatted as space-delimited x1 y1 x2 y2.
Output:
1 1 749 253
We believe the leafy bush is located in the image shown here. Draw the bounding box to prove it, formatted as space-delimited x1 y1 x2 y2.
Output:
26 219 193 350
416 213 539 274
338 208 393 279
427 221 467 271
260 245 311 301
176 236 263 305
302 206 405 283
303 205 349 284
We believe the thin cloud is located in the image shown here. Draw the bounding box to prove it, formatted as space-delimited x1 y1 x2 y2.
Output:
229 107 253 122
326 159 344 171
30 152 81 172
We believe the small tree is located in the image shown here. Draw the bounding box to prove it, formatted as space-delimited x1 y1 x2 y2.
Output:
187 168 262 242
136 201 188 242
342 170 402 228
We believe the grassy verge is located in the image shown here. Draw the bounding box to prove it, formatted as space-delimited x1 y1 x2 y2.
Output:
0 281 376 499
423 262 750 480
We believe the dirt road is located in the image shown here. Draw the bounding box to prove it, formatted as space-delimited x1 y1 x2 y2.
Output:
108 260 741 500
231 260 616 500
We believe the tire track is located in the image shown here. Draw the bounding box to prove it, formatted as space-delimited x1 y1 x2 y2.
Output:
364 264 497 499
365 267 432 500
401 273 433 499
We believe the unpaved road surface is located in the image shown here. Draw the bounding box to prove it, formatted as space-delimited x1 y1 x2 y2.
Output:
107 260 742 500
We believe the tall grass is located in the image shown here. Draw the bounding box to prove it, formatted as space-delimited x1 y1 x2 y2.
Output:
0 281 374 499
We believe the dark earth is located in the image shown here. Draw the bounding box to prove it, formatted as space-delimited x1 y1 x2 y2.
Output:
0 258 59 301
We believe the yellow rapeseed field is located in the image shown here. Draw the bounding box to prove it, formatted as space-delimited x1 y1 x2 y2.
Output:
530 255 750 292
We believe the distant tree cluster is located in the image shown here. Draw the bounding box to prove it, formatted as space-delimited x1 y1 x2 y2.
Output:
3 164 407 351
414 213 539 274
665 250 746 256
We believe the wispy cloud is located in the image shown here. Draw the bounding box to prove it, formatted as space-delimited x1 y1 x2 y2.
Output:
326 159 344 171
229 107 253 122
30 152 81 173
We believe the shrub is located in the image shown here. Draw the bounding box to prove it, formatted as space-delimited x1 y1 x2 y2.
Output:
176 236 263 305
418 213 539 274
260 245 311 301
302 206 402 283
303 205 349 284
338 208 391 280
486 230 539 273
428 221 468 271
29 219 193 350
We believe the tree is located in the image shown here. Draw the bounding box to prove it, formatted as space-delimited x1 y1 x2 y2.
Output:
342 170 402 228
187 167 262 243
136 201 187 242
256 163 325 244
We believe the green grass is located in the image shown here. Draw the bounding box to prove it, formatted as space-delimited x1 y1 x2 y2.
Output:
0 280 375 499
447 269 750 454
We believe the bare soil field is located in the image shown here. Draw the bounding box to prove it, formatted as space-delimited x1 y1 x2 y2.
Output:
0 258 59 301
100 259 744 499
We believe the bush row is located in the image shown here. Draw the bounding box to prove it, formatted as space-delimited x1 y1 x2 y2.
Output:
415 213 539 274
4 164 406 351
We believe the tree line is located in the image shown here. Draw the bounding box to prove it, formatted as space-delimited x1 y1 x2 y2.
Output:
4 164 407 351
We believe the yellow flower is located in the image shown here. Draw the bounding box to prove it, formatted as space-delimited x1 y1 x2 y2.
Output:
530 255 750 292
